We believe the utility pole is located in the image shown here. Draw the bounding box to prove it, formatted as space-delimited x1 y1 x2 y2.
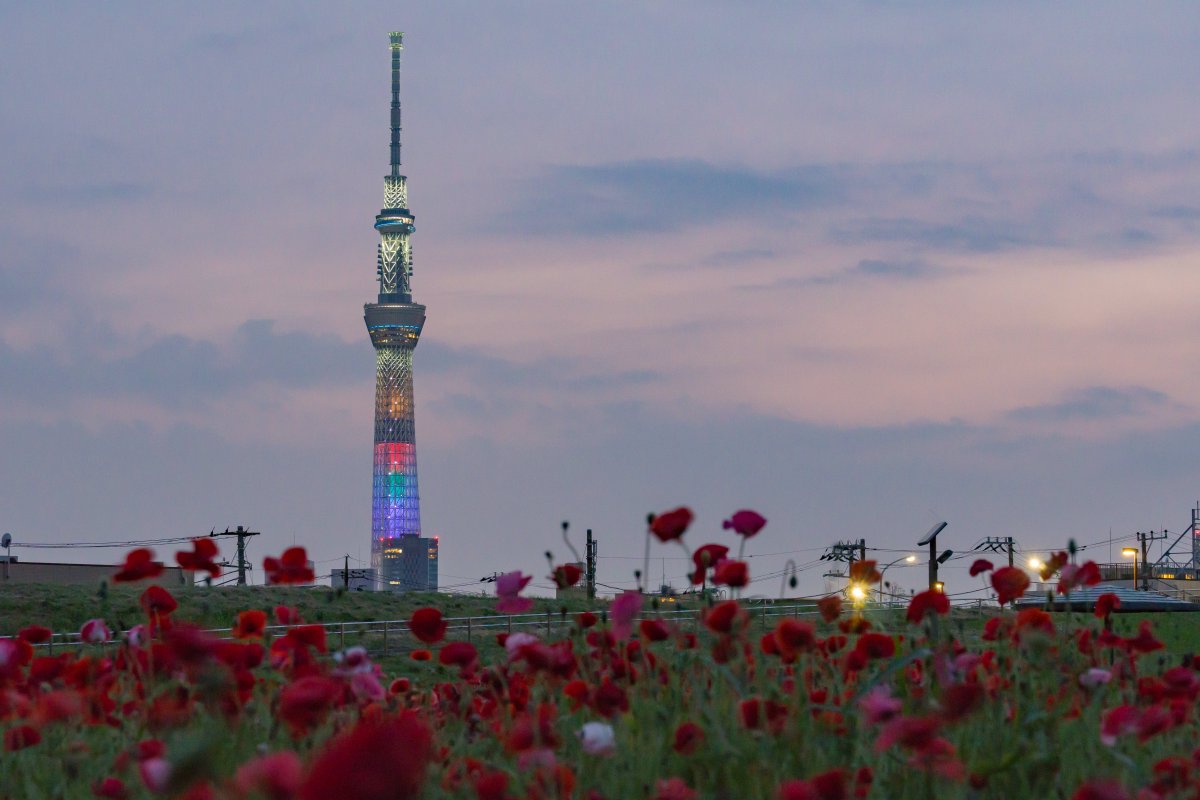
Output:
1137 529 1168 591
344 554 350 589
586 529 597 602
219 526 261 586
977 536 1015 568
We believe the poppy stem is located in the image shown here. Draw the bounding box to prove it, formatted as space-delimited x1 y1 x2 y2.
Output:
642 530 651 593
561 521 581 564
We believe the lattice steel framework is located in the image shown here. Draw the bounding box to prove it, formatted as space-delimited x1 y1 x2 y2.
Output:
364 31 434 590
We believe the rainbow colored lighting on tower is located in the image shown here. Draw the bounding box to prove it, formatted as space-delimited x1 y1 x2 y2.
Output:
363 32 437 591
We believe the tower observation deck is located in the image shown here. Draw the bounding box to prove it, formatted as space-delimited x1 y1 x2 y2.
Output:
364 32 437 591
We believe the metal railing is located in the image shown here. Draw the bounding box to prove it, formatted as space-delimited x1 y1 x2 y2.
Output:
22 603 828 657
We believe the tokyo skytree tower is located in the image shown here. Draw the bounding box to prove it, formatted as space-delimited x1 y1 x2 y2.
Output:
364 32 436 591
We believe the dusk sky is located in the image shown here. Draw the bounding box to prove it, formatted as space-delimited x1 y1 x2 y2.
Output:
3 3 1200 599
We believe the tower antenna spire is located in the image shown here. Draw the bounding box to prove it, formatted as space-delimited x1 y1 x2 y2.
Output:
389 31 403 176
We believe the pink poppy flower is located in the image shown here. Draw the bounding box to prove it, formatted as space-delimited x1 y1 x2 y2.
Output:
723 510 767 538
610 590 643 640
496 571 533 613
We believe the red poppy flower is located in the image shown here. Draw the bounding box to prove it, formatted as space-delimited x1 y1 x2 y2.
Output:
905 589 950 624
703 600 746 634
848 560 881 585
113 548 164 583
1058 561 1102 594
672 721 704 755
853 632 895 661
989 566 1030 606
175 538 221 579
408 608 448 644
1070 781 1132 800
1013 608 1054 639
439 642 479 673
233 751 303 800
3 724 41 751
653 778 698 800
1126 621 1164 654
92 777 129 799
551 563 583 589
777 770 848 800
738 697 762 730
263 548 315 585
410 649 432 661
1038 551 1069 581
140 585 178 618
590 678 629 718
713 559 749 588
277 675 342 737
650 507 695 543
17 625 52 644
939 683 984 722
1073 593 1110 626
299 712 433 800
723 510 767 538
690 544 730 584
817 594 842 623
474 771 510 800
274 605 301 625
773 618 816 658
232 609 268 640
577 611 598 628
968 559 993 577
640 619 671 642
1100 705 1139 746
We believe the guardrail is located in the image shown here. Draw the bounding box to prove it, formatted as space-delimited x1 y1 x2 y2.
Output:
24 603 830 657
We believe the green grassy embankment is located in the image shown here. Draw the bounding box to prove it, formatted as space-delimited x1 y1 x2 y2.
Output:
0 582 598 637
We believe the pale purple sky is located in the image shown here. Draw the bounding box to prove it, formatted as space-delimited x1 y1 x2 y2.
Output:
3 3 1200 598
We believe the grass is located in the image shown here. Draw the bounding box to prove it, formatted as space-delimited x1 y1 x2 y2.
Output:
0 581 598 637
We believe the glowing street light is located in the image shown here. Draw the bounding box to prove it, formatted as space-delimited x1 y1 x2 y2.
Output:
1027 557 1043 572
878 554 919 604
849 584 866 602
1122 547 1139 590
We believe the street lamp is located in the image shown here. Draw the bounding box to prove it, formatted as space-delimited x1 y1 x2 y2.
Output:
1027 557 1043 572
1122 547 1138 590
878 554 917 604
849 584 866 606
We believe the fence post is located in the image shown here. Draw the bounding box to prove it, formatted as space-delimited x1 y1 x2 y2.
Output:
467 616 472 642
382 620 388 656
340 623 345 651
546 610 551 636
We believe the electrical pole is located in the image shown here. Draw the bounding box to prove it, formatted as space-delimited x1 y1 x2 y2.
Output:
220 526 261 586
344 554 350 589
977 536 1015 568
1137 529 1168 591
586 529 597 602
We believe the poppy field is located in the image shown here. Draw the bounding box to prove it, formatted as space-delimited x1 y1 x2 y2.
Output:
2 510 1199 800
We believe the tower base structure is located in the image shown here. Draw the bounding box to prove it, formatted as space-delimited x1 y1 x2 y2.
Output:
366 302 437 592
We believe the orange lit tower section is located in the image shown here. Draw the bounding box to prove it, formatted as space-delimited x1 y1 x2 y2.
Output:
364 32 437 591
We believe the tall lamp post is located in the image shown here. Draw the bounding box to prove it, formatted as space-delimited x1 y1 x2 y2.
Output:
878 555 917 604
1 533 10 581
1122 547 1138 590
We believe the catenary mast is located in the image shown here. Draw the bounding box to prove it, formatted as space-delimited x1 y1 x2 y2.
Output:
364 32 437 591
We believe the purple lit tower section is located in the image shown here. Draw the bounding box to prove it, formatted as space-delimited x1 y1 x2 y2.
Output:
364 32 438 592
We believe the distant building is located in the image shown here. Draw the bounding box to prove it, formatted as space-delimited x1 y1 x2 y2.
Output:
380 536 438 592
0 557 193 587
330 567 379 592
